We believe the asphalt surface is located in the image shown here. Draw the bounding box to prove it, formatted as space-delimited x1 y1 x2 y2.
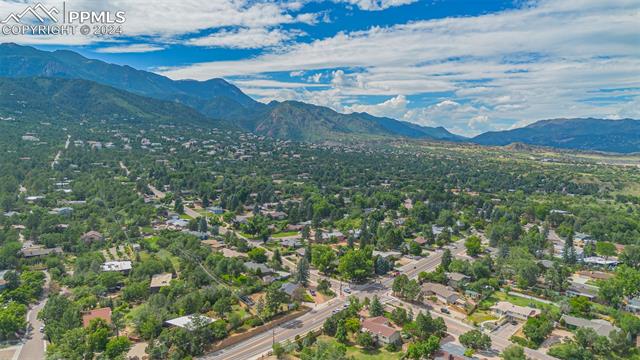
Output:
15 271 50 360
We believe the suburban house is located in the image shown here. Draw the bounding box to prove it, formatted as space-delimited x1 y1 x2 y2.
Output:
373 250 402 260
446 272 470 288
567 282 599 300
82 307 112 328
245 262 276 276
201 239 225 250
150 273 173 292
361 316 401 345
436 342 475 360
81 230 104 244
207 206 224 215
561 315 620 337
220 248 245 258
582 256 619 268
279 238 302 248
321 231 346 242
165 314 215 330
414 236 428 246
280 282 302 297
101 261 132 274
21 246 63 258
491 301 540 321
422 282 460 304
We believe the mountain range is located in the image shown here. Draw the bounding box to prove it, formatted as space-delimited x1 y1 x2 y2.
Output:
0 77 221 127
0 43 638 152
0 43 461 142
472 118 640 153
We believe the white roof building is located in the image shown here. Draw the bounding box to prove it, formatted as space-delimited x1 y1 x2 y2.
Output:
165 314 215 330
101 261 132 273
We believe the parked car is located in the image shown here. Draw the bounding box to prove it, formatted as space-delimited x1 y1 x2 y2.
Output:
343 288 351 294
440 307 450 314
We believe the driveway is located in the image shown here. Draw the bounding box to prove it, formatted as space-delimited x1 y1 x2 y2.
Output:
492 321 522 339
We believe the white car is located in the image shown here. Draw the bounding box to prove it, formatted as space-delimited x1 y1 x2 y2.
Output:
343 288 351 294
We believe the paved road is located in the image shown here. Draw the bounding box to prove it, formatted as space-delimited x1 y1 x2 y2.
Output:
202 241 466 360
15 271 50 360
204 297 346 360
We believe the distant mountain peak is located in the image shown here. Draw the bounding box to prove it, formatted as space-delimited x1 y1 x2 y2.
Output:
473 118 640 153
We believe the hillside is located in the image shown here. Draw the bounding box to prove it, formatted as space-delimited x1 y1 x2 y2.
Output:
0 43 461 142
0 77 226 127
472 118 640 153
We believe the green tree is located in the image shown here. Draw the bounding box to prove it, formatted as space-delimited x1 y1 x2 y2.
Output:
405 335 440 359
523 315 553 345
465 235 482 257
273 342 286 359
595 241 617 259
459 329 491 350
335 321 348 343
357 331 376 349
296 257 310 287
311 245 336 274
441 249 452 271
338 247 373 282
501 345 527 360
369 295 384 317
568 296 592 318
248 247 268 263
104 336 131 359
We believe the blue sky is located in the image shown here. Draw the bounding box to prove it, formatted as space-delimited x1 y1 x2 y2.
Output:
1 0 639 135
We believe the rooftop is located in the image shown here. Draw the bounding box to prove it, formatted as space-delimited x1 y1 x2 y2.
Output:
82 307 112 327
165 314 215 330
491 301 540 318
150 273 173 288
561 315 620 337
422 282 459 299
101 261 132 272
362 316 398 338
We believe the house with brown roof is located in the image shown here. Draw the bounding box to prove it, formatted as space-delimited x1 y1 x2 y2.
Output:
83 307 112 327
81 231 104 244
414 236 428 246
150 273 173 292
361 316 401 345
491 301 540 321
422 282 460 304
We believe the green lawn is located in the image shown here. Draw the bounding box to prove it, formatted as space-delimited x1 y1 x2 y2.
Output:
271 231 299 238
480 291 557 311
468 310 497 324
316 336 402 360
157 249 181 272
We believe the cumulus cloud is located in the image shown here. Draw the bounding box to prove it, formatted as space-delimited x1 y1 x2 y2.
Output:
345 95 409 118
159 0 638 132
336 0 418 11
0 0 317 43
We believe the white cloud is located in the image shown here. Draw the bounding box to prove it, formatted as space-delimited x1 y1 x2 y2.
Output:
0 0 317 43
160 0 639 132
96 44 165 53
345 95 408 118
187 28 300 49
336 0 418 11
